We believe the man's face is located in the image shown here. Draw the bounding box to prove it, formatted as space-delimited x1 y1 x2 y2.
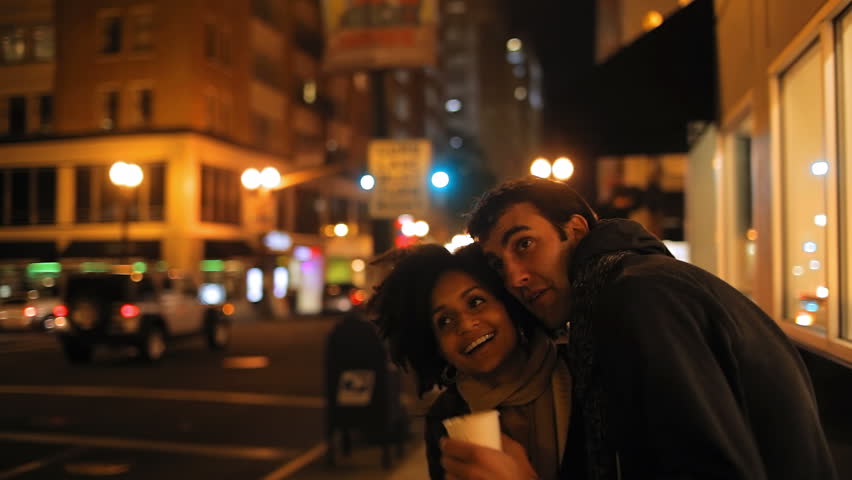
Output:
480 202 585 330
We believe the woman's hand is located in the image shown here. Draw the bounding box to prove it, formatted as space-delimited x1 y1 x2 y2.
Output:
441 434 539 480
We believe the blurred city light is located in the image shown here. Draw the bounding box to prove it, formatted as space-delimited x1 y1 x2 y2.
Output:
551 157 574 180
642 11 664 31
678 0 693 5
817 286 829 298
449 136 463 149
514 86 528 101
795 312 815 326
401 221 418 237
814 214 827 226
803 241 817 253
444 234 474 252
506 38 522 52
241 168 262 190
360 174 375 190
351 258 366 272
445 98 462 113
333 223 349 237
413 220 430 237
530 158 552 178
303 81 317 104
260 167 281 189
431 171 450 188
811 161 829 176
109 162 144 187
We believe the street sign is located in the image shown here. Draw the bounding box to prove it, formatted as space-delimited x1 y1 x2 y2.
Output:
368 139 431 219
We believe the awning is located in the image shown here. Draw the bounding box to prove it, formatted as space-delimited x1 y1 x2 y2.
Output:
62 241 161 259
592 0 716 155
204 240 256 259
0 242 58 261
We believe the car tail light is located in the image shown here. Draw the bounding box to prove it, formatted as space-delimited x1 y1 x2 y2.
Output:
120 304 141 318
349 289 366 306
53 305 68 317
24 306 37 317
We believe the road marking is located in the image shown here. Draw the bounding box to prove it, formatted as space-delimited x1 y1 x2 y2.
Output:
261 443 327 480
0 432 299 461
0 385 325 408
0 446 85 480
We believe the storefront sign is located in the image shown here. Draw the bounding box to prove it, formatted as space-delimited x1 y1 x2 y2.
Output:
367 139 431 218
321 0 438 71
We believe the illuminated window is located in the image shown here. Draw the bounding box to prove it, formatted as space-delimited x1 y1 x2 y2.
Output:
33 25 54 61
838 9 852 340
131 11 153 52
780 42 827 331
1 27 26 63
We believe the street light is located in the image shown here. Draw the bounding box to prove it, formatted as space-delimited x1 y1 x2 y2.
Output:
109 161 144 264
530 157 574 181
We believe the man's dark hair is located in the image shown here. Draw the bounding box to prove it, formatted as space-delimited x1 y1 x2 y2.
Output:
466 176 598 242
366 243 537 397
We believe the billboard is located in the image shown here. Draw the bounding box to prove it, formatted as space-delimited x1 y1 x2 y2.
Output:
368 139 431 218
322 0 438 71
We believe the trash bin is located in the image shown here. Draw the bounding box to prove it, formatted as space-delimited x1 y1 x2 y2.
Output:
324 311 408 469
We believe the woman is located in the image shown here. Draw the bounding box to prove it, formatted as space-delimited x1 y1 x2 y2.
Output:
367 244 572 480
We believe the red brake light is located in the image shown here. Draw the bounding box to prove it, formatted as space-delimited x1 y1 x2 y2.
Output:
24 306 37 317
349 289 366 306
53 305 68 317
120 304 140 318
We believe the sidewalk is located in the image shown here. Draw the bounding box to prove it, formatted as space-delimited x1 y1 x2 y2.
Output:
286 439 429 480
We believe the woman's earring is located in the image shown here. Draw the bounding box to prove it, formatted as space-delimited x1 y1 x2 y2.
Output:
440 365 457 385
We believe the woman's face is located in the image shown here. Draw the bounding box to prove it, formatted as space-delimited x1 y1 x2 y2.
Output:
430 270 519 377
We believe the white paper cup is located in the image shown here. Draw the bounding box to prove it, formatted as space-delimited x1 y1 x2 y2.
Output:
442 409 502 450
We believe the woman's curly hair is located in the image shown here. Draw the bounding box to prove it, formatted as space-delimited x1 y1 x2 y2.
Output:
367 243 537 397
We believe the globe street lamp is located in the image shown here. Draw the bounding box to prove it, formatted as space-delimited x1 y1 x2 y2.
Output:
530 157 574 181
109 161 144 264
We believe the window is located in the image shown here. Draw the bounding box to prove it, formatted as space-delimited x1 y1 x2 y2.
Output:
294 187 320 234
100 15 122 54
8 96 26 136
205 24 217 61
101 90 120 130
1 27 26 63
0 168 56 226
75 163 166 223
252 114 270 148
136 88 152 126
200 166 240 224
32 25 54 61
779 43 827 332
39 95 52 133
838 7 852 341
131 11 153 52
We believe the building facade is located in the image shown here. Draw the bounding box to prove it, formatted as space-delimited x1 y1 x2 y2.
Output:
0 0 373 315
700 0 852 364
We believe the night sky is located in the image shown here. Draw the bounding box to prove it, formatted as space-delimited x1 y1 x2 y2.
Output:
500 0 599 195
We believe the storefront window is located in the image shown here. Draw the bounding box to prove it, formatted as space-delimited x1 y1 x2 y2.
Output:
837 8 852 341
780 43 828 332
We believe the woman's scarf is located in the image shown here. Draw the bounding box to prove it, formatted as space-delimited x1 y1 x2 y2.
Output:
456 330 570 480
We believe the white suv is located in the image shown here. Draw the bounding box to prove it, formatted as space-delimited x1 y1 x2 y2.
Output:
53 272 230 363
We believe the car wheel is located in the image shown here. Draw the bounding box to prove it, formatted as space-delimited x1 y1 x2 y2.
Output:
60 338 93 364
206 317 230 350
139 325 166 361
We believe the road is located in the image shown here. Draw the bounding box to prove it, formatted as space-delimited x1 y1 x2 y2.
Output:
0 316 427 480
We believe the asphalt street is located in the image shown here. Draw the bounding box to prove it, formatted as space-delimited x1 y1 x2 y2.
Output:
0 316 429 480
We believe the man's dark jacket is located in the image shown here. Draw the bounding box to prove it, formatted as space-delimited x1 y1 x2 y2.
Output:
565 219 836 479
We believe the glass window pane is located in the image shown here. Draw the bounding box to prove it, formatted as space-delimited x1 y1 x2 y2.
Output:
148 163 165 221
838 9 852 341
36 168 55 224
33 25 54 61
132 13 153 51
1 27 26 63
780 43 828 332
39 95 52 133
10 169 30 225
75 167 91 223
101 16 122 54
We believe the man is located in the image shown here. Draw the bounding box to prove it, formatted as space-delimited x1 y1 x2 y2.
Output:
440 177 836 480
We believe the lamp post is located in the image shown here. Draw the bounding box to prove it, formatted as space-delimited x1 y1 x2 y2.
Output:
109 162 144 264
242 166 282 229
530 156 574 181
